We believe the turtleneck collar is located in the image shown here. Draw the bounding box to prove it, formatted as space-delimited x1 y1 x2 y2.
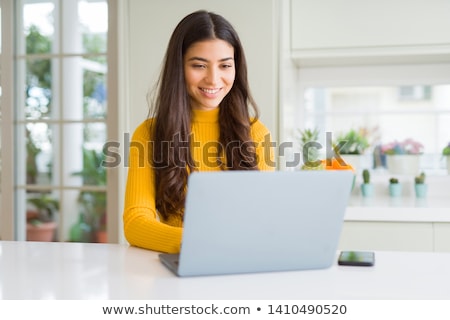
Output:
191 107 220 123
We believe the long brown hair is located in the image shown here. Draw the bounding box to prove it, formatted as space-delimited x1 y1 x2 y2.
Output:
149 10 259 220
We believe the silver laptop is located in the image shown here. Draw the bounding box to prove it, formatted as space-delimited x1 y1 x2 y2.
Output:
159 170 354 277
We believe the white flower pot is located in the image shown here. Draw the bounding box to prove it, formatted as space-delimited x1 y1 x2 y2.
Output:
386 155 420 176
447 156 450 174
341 154 373 173
341 155 362 172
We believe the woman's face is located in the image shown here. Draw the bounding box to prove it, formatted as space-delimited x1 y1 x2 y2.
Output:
184 39 235 111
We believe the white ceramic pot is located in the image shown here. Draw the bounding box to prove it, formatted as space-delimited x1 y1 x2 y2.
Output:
341 154 374 173
386 155 420 176
342 154 362 172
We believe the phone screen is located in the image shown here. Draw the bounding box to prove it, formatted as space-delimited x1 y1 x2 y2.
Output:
338 251 375 266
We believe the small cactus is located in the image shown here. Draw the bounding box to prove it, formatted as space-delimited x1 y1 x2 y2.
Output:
389 177 399 184
362 169 370 184
415 172 426 184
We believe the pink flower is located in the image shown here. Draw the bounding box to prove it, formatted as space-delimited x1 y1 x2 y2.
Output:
381 139 424 155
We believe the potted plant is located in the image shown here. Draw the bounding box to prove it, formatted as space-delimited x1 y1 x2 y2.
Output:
414 172 427 198
335 128 370 155
26 193 60 241
381 138 424 175
443 142 450 174
297 127 321 168
360 169 374 197
71 148 107 243
334 128 370 172
388 177 402 197
69 212 93 243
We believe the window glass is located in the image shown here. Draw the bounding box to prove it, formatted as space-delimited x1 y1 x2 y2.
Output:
61 56 107 121
62 0 108 54
25 122 54 186
62 123 106 187
16 0 109 243
302 85 450 172
24 58 54 120
21 2 55 56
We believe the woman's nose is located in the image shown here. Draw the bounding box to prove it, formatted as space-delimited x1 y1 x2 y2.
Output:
205 68 219 85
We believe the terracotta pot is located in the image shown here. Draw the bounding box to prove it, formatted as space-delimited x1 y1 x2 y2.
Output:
96 230 107 243
26 210 39 221
26 221 57 242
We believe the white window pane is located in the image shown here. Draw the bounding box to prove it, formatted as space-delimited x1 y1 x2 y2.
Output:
62 0 108 54
21 1 55 55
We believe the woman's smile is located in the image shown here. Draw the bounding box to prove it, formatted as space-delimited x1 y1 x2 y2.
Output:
184 39 235 111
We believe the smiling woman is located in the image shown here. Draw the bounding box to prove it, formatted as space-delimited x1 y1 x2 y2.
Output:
123 10 275 253
183 39 236 111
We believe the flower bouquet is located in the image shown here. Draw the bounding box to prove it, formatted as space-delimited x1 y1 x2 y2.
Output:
381 138 424 155
381 138 424 175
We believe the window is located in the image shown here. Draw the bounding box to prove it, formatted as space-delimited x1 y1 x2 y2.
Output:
0 0 118 242
285 64 450 174
0 2 2 239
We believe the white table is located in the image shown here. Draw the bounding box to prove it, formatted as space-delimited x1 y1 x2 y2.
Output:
1 241 450 299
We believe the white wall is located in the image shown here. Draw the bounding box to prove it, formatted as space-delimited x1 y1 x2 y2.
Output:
125 0 280 141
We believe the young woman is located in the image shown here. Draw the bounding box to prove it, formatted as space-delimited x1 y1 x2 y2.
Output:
123 10 274 253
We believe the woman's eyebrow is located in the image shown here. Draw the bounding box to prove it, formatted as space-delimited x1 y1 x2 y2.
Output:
187 56 234 62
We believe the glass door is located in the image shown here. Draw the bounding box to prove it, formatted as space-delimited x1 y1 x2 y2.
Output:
15 0 109 242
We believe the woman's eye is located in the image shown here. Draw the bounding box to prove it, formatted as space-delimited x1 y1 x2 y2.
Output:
192 64 206 69
221 64 233 69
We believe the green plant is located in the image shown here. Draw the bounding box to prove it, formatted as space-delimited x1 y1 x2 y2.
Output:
362 169 370 184
26 128 42 185
443 143 450 156
297 127 321 164
415 172 426 184
300 161 325 171
389 177 399 184
298 127 320 146
72 148 106 186
335 128 369 155
27 193 60 225
72 148 107 232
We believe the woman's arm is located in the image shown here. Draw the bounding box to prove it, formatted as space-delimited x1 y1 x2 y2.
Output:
123 120 183 253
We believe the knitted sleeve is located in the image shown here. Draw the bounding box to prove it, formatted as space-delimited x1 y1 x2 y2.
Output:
123 120 183 253
251 120 276 171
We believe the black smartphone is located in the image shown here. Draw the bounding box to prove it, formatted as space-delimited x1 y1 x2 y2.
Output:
338 251 375 266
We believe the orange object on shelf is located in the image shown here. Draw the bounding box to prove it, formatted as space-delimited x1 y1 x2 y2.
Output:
321 158 355 172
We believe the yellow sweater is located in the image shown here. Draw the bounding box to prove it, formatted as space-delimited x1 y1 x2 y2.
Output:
123 108 274 253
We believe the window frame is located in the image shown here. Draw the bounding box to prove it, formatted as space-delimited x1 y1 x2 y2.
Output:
0 0 120 242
